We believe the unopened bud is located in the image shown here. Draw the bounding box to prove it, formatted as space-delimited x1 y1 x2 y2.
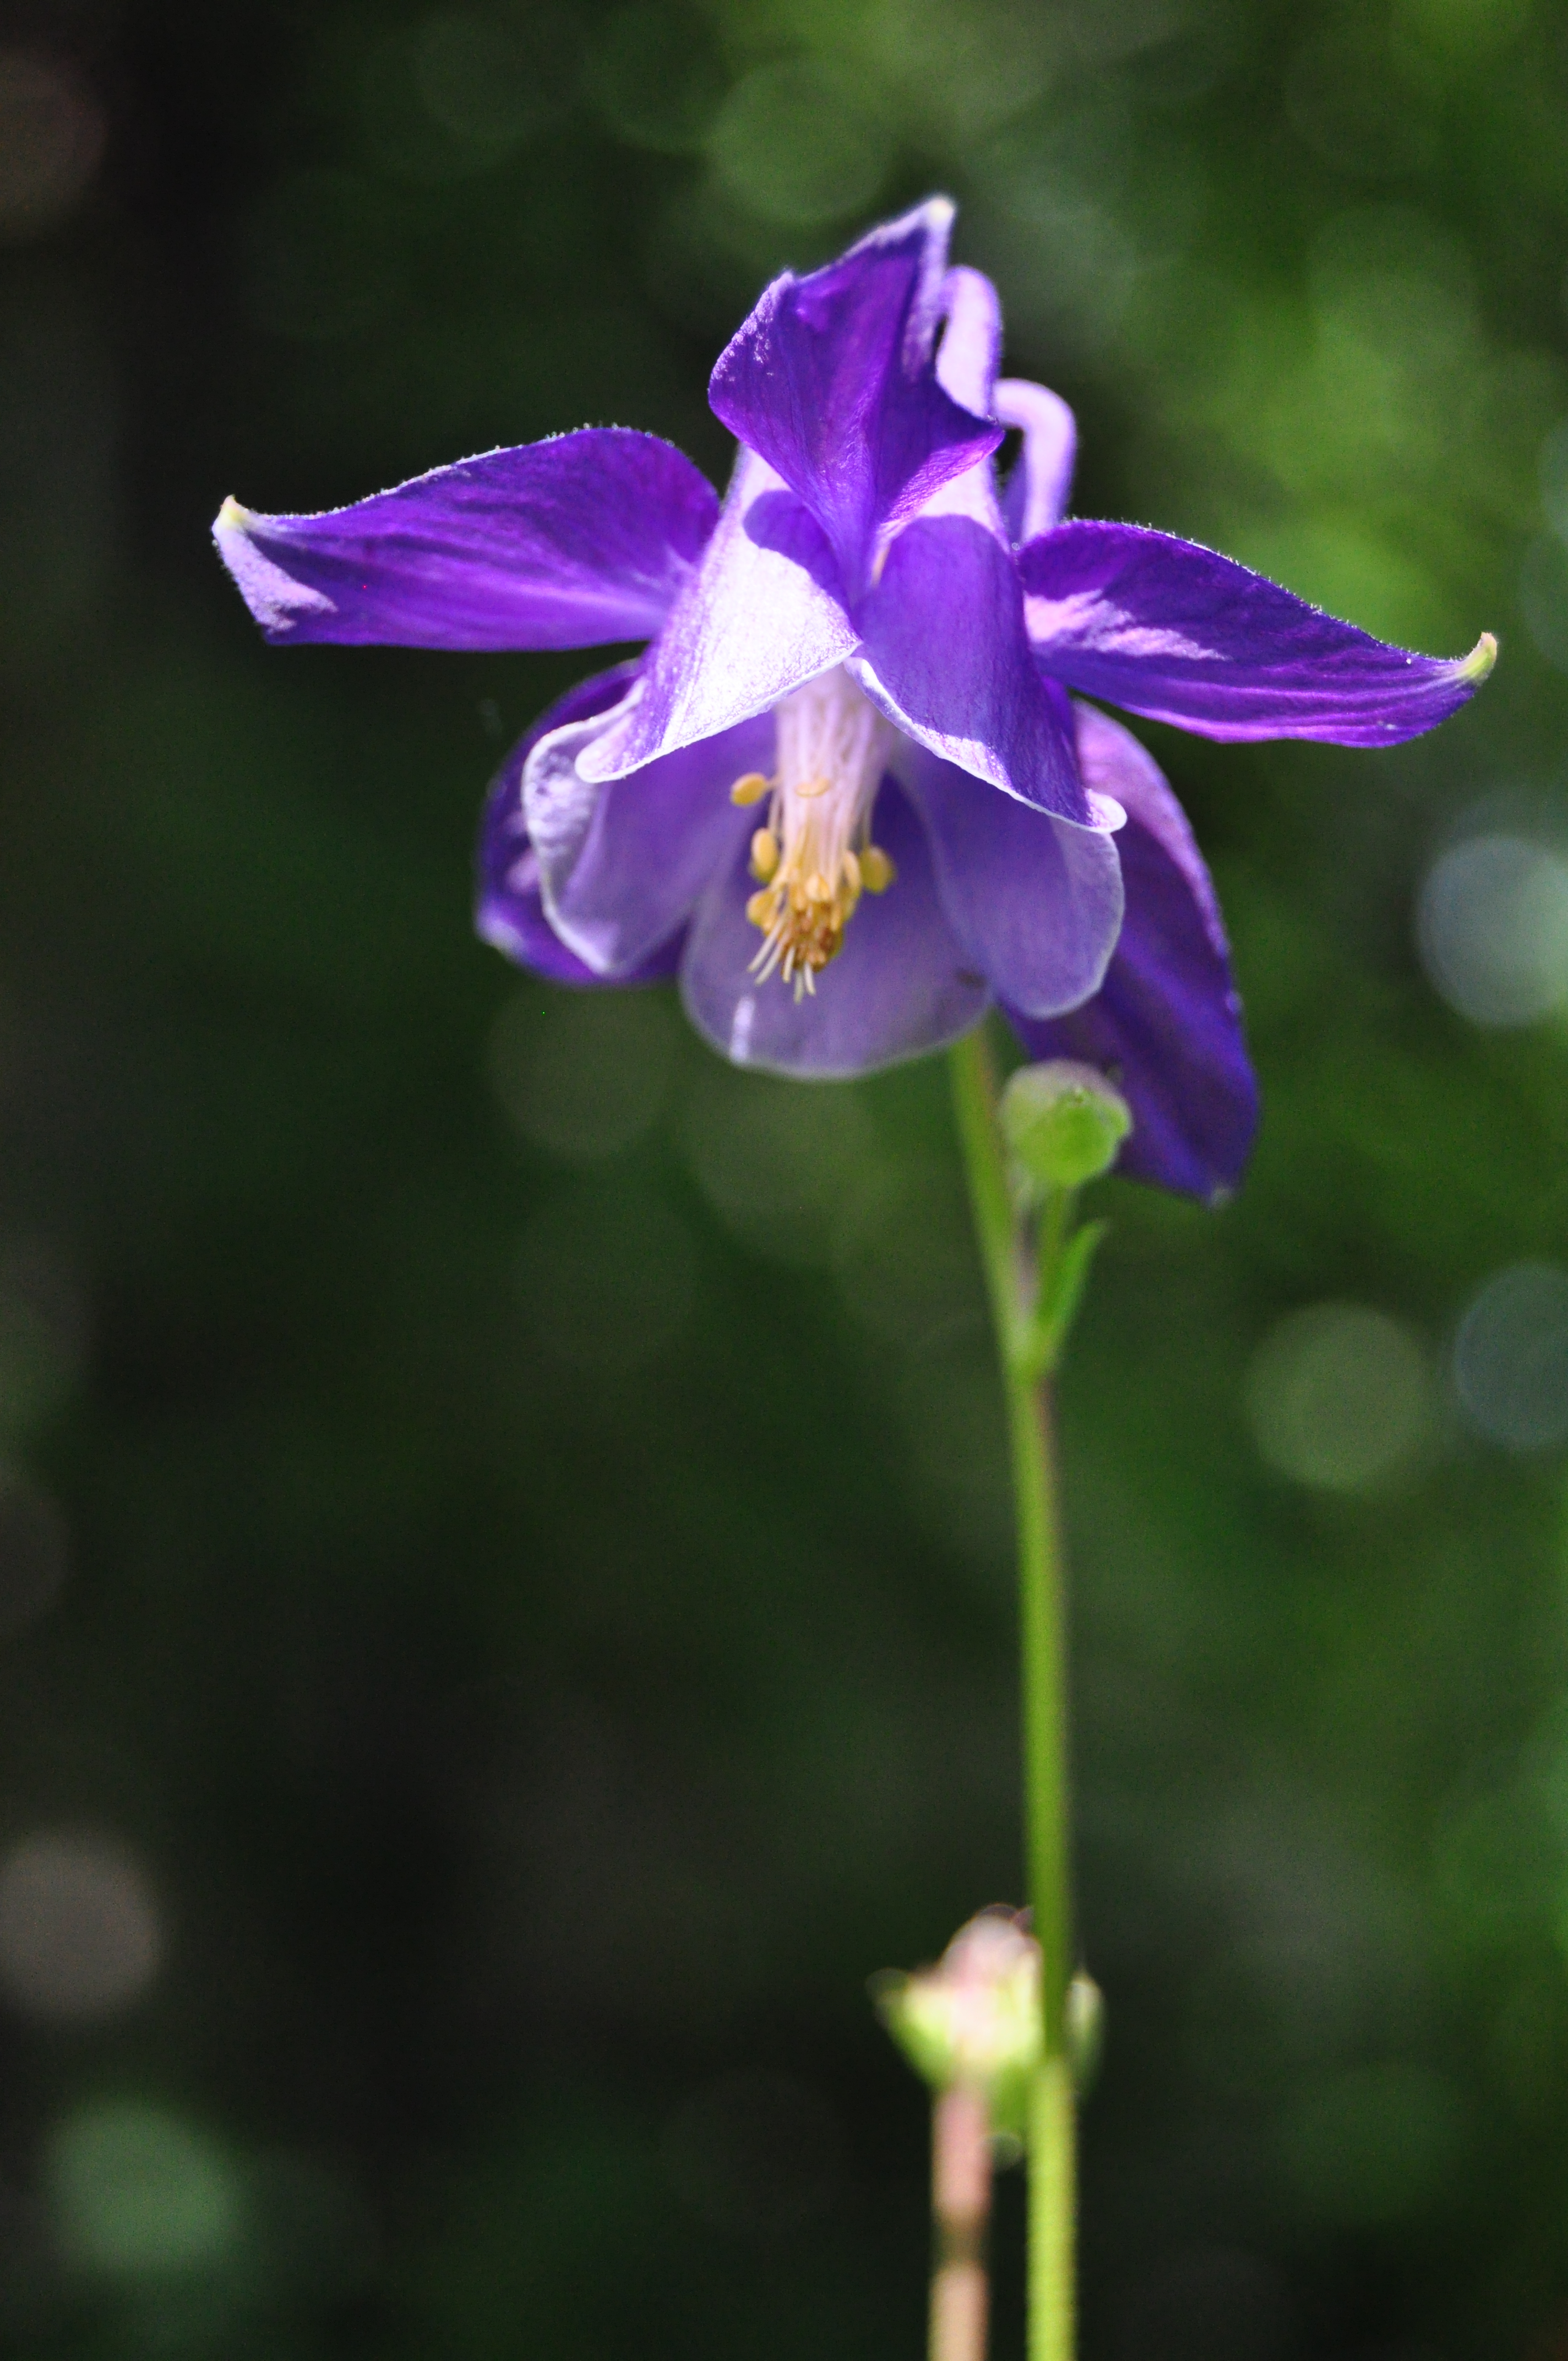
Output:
874 1908 1041 2137
1001 1060 1131 1197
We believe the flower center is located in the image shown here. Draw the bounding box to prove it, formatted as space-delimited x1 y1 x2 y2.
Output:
728 667 896 997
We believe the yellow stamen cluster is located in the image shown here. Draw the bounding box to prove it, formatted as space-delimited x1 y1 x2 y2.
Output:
728 671 897 998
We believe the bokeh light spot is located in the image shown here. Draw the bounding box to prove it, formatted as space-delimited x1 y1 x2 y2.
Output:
1539 417 1568 540
488 986 676 1162
1286 28 1438 177
682 1064 881 1267
360 15 573 183
1453 1261 1568 1451
584 4 726 154
834 1165 981 1352
46 2102 242 2276
0 1832 162 2023
516 1180 695 1373
1246 1304 1433 1493
707 61 892 228
0 52 104 242
413 9 574 155
1417 831 1568 1027
1519 532 1568 673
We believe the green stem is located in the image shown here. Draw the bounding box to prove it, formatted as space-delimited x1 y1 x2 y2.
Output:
949 1025 1075 2361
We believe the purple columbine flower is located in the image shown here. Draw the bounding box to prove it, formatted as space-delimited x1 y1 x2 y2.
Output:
214 199 1493 1201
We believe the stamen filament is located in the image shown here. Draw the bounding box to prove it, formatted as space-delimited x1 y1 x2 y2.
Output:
740 668 895 998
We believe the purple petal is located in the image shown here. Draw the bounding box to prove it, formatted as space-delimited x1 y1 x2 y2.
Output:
680 779 989 1077
214 429 720 651
1006 704 1257 1200
997 379 1076 545
900 744 1123 1019
476 662 682 985
707 199 1001 597
924 268 1006 535
851 514 1092 822
1020 521 1496 745
525 690 766 977
935 267 1002 417
579 447 858 782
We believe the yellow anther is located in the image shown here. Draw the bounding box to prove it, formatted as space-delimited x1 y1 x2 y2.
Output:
742 670 895 994
729 771 770 807
861 844 895 893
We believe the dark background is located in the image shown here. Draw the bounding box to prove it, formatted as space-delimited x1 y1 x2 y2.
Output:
4 0 1568 2355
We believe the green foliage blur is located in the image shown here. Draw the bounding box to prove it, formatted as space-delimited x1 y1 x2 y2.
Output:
3 0 1568 2354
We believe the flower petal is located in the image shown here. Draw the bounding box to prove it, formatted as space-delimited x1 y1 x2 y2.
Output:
1006 704 1257 1200
579 447 858 782
1020 521 1496 745
680 779 989 1077
851 514 1092 821
900 743 1124 1019
996 379 1076 545
924 268 1006 534
476 662 682 984
935 266 1002 417
213 429 720 650
707 199 1001 596
525 690 765 978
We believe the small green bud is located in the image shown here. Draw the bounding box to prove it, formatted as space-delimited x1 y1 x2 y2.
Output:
874 1909 1041 2138
1001 1060 1131 1197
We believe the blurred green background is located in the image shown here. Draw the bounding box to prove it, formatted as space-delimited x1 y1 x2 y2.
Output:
3 0 1568 2354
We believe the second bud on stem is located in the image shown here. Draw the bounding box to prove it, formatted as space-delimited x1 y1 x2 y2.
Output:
875 1912 1105 2361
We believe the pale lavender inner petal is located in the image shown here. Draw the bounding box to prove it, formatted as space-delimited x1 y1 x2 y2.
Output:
996 379 1077 545
580 449 859 784
901 742 1124 1019
526 693 766 977
476 661 679 986
679 779 989 1078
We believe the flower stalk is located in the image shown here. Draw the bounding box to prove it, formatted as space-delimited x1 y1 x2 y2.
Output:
948 1024 1086 2361
875 1908 1042 2361
929 2081 993 2361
